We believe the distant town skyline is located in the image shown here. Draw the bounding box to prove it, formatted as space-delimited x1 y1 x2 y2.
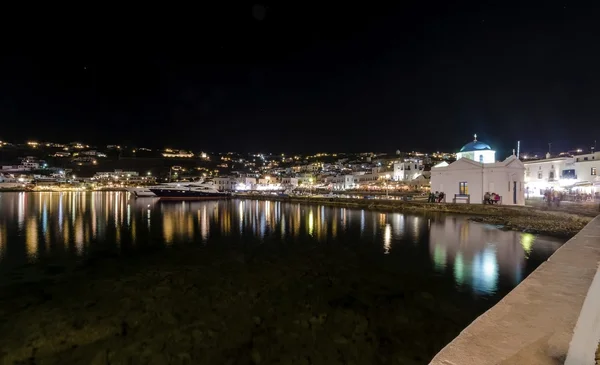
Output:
0 135 596 158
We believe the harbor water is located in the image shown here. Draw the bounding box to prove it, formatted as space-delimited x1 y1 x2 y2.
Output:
0 192 563 364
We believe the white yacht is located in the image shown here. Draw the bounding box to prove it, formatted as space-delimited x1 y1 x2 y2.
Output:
149 181 229 200
127 187 157 198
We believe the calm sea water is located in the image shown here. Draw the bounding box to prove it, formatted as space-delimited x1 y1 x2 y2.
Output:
0 191 561 296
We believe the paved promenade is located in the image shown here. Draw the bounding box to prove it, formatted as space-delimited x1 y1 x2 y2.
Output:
430 215 600 365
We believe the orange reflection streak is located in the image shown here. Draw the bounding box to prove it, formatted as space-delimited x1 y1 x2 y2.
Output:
63 215 70 245
163 213 174 245
293 205 301 238
331 209 338 239
26 217 38 260
0 224 6 259
91 193 97 239
75 218 84 255
187 215 194 241
131 215 137 246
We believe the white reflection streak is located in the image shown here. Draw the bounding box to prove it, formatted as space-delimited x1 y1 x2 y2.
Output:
383 224 392 254
239 201 244 234
71 193 76 223
58 193 63 230
471 245 499 295
114 195 119 227
41 201 48 235
200 205 209 242
360 210 365 235
393 213 405 237
17 192 25 231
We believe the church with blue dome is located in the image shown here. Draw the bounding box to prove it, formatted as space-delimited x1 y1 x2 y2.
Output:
430 134 525 205
456 134 496 163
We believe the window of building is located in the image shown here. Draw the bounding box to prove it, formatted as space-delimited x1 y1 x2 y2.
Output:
584 157 589 161
562 169 576 179
538 171 543 179
479 155 484 163
549 171 555 180
459 182 468 195
592 167 597 176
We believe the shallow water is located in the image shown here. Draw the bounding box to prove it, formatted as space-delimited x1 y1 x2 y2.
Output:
0 192 563 364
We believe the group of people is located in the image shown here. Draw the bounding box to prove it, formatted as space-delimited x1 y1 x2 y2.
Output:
543 189 562 207
484 192 501 204
427 191 445 203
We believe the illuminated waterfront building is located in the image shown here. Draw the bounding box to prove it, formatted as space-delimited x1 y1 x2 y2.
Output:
431 135 526 205
524 151 600 196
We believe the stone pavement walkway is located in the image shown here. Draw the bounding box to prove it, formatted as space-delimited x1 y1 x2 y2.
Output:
430 215 600 365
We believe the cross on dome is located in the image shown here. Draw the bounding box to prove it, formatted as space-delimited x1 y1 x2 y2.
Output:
474 133 477 141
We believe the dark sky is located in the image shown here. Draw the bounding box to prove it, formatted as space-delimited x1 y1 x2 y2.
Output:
1 2 599 155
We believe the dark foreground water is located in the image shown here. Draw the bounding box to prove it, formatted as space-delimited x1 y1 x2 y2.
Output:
0 192 563 364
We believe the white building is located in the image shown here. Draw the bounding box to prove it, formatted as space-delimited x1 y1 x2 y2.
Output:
281 177 299 187
327 175 357 190
214 177 238 191
431 136 525 205
524 151 600 196
94 170 139 180
393 159 424 181
523 157 569 196
2 157 43 172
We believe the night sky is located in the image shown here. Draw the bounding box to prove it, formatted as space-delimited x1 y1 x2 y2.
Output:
1 2 599 155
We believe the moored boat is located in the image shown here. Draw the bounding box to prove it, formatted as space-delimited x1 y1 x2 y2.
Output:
149 182 229 200
127 187 157 198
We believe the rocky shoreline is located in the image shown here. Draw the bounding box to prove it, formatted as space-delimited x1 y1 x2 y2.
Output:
236 195 595 238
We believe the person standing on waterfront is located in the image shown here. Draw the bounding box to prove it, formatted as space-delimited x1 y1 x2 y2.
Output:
484 191 491 204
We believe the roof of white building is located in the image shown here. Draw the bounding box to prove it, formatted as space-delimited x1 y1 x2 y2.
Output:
433 155 523 169
458 134 493 152
459 140 493 152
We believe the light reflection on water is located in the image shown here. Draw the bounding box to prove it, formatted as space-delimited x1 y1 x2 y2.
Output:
0 192 563 295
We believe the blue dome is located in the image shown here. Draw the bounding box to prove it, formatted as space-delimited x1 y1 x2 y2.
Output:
460 141 492 152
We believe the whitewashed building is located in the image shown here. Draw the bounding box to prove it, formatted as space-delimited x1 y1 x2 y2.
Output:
431 136 525 205
393 159 424 181
524 151 600 196
523 157 570 196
